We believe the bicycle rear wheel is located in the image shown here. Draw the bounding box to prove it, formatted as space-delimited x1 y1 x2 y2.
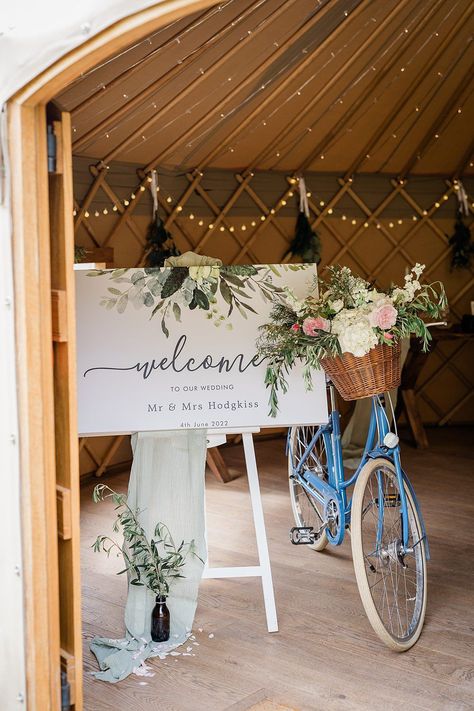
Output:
351 458 427 651
288 426 329 551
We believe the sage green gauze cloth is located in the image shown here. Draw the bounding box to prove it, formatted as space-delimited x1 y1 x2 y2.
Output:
90 429 207 683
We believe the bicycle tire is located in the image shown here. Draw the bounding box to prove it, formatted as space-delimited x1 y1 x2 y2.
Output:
351 458 427 651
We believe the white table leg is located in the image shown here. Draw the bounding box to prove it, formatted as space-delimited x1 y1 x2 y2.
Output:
242 432 278 633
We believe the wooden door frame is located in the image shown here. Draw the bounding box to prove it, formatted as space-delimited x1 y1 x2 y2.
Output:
6 2 215 709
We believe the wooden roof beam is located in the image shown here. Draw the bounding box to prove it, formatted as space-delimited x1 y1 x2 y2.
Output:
70 9 211 117
72 1 262 152
140 0 332 174
194 0 355 169
393 46 474 177
454 136 474 177
100 0 302 165
257 0 412 170
343 2 473 179
298 0 443 173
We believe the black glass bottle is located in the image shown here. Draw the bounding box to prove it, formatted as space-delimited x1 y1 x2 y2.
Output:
151 596 170 642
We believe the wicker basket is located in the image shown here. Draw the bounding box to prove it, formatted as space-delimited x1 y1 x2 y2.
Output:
321 342 401 401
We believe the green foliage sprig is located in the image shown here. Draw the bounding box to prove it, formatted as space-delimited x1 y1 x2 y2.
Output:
87 264 306 337
92 484 202 597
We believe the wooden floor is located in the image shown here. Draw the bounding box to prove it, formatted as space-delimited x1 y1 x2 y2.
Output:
81 427 474 711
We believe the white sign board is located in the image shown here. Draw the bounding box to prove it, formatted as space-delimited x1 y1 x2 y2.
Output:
76 264 328 435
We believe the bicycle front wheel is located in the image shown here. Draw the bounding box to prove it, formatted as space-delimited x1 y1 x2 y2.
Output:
288 426 329 551
351 458 427 651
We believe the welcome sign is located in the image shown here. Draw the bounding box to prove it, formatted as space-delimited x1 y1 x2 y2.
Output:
76 263 328 436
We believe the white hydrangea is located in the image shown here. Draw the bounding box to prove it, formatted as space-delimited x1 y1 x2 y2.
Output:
332 309 378 357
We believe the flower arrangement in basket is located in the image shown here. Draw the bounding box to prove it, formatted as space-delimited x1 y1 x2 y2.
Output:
257 264 447 415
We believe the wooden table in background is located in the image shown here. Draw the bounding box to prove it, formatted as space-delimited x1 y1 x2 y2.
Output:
396 328 474 448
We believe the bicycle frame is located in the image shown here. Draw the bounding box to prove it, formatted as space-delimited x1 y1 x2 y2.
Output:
289 385 428 553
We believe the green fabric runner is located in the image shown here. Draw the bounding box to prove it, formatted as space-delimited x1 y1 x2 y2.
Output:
90 429 207 682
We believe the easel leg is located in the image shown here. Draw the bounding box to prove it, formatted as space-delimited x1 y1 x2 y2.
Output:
242 433 278 632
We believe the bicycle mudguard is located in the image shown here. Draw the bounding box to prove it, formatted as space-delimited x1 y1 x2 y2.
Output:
402 469 430 561
366 451 430 561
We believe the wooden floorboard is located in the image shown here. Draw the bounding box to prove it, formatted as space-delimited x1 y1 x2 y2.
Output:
81 427 474 711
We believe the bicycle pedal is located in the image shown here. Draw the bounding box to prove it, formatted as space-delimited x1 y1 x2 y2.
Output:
290 526 315 545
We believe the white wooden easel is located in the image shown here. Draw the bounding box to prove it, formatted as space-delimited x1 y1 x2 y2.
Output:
203 427 278 633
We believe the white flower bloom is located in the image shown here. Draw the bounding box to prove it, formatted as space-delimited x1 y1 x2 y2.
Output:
367 290 391 306
338 321 378 357
391 288 408 304
284 287 305 314
412 263 425 278
329 298 344 313
332 309 378 357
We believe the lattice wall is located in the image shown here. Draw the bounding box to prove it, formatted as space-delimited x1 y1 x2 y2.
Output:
74 164 474 476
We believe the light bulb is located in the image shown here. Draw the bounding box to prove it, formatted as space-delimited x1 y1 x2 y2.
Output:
103 208 108 215
241 225 246 231
124 200 129 206
166 196 172 203
219 226 225 232
342 215 347 221
84 211 90 218
327 208 333 214
189 213 195 220
176 205 183 212
229 226 235 232
198 220 204 226
140 185 146 192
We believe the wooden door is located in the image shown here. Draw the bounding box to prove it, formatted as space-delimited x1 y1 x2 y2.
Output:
49 110 83 711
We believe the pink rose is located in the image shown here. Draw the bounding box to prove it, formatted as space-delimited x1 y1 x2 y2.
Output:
291 323 300 332
302 317 329 336
383 332 394 340
369 304 397 330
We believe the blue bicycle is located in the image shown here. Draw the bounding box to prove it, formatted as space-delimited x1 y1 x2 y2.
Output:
288 383 428 651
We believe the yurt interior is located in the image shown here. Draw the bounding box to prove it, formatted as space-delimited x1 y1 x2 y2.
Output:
3 1 474 710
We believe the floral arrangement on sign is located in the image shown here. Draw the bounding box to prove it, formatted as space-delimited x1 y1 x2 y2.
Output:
88 264 305 336
257 264 447 415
